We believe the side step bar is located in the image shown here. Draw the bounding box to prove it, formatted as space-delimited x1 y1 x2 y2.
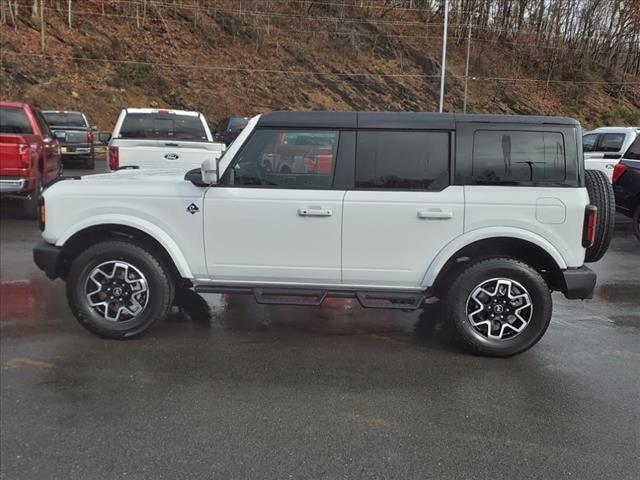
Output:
194 286 426 310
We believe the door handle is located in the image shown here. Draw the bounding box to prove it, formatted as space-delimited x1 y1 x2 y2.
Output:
298 207 332 217
417 209 453 220
165 143 179 147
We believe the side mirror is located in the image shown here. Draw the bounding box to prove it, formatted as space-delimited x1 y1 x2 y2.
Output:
201 157 219 184
53 131 66 141
91 125 98 131
98 132 112 144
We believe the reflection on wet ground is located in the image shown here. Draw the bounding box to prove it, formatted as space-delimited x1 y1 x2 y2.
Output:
1 212 639 480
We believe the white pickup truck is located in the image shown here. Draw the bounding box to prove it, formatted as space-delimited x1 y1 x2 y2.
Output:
104 108 225 171
34 112 615 357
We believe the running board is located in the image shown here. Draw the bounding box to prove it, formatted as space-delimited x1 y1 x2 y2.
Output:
194 286 426 310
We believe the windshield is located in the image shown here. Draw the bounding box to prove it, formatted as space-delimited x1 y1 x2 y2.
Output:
42 111 87 128
119 113 208 141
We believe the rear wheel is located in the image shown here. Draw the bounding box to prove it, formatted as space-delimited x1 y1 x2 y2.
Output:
633 204 640 242
66 240 175 338
444 257 552 357
84 154 95 170
584 169 615 262
22 170 42 220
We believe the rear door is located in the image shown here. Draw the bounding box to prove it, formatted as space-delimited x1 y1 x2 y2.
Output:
115 112 223 170
342 129 464 287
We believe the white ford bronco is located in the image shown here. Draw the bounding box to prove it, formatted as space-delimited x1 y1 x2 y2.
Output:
34 112 615 357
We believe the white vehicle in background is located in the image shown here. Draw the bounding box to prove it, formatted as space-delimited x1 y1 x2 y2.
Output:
583 126 639 181
103 108 225 171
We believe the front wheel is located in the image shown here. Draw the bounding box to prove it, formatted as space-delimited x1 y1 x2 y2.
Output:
66 240 175 338
444 257 552 357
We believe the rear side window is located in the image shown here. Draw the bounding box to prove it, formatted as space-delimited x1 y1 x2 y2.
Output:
582 133 597 152
624 138 640 160
472 130 566 184
597 133 625 152
119 113 208 141
355 131 450 190
0 106 33 134
42 112 86 128
226 129 339 189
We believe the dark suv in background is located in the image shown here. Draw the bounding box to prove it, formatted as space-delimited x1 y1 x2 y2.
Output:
612 137 640 241
42 111 95 169
213 116 248 146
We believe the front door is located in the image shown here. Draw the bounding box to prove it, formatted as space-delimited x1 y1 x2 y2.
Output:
203 128 344 285
342 130 464 287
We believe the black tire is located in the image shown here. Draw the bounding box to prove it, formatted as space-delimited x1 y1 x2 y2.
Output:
84 154 95 170
633 204 640 242
444 257 552 357
21 170 42 220
584 169 615 262
66 240 175 339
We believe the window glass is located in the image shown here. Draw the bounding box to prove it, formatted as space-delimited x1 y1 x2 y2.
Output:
119 113 208 141
0 106 33 134
355 131 449 190
624 138 640 160
42 111 87 128
216 119 228 132
33 110 52 137
597 133 625 152
227 129 338 189
582 133 597 152
229 117 248 131
472 130 566 184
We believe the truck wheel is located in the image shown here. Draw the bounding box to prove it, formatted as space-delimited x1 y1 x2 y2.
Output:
584 169 615 262
22 170 42 220
66 240 175 339
444 257 552 357
633 204 640 242
85 154 95 170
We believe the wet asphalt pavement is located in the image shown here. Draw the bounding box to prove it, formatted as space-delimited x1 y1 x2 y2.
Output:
1 163 639 479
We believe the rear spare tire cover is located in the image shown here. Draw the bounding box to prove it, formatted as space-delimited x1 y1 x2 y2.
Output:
584 169 615 263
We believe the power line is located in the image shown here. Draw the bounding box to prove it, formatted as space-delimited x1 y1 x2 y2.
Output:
3 51 638 86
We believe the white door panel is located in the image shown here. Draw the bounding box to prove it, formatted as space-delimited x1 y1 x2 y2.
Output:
204 188 344 283
342 187 465 287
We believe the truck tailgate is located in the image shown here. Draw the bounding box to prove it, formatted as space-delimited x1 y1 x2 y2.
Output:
0 134 25 172
115 139 224 171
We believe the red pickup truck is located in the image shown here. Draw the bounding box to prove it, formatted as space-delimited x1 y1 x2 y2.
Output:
1 101 62 217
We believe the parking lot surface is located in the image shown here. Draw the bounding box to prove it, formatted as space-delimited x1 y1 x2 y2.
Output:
1 171 639 479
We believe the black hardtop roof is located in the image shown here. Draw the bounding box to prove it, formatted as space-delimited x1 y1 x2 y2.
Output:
257 111 580 129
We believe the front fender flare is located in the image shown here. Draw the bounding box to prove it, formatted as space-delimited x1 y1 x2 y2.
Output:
55 214 193 278
420 227 568 288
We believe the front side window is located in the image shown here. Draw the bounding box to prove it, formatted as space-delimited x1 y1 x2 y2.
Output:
0 106 33 134
355 131 449 190
472 130 566 184
229 117 248 131
225 129 339 189
597 133 625 152
119 113 208 141
582 133 597 152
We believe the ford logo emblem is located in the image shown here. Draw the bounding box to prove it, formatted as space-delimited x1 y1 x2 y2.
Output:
164 153 179 160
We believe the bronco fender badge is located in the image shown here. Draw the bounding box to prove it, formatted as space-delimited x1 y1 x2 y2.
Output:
186 203 199 214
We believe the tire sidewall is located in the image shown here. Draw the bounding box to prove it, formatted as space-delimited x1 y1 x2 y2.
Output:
633 204 640 242
67 243 172 338
448 260 552 356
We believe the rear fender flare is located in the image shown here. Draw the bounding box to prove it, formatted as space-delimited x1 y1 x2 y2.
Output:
420 227 567 288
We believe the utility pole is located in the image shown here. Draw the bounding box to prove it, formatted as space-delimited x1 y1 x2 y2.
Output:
439 0 449 113
40 0 44 52
463 18 472 113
